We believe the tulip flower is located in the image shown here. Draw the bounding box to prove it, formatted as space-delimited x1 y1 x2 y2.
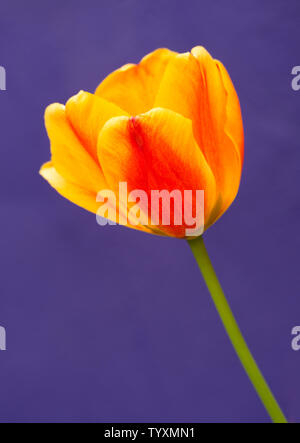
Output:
40 47 287 423
40 47 244 237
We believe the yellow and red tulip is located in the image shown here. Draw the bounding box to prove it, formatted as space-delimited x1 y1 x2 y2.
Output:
40 46 244 238
39 47 290 423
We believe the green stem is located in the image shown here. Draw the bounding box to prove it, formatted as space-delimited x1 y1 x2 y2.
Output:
188 236 287 424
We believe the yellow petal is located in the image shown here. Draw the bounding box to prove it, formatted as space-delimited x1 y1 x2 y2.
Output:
98 108 217 237
66 91 129 163
45 103 107 193
95 48 177 116
40 162 99 214
154 46 243 217
43 103 156 233
215 60 244 165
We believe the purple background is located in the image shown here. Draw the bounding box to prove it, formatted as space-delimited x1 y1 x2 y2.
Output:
0 0 299 423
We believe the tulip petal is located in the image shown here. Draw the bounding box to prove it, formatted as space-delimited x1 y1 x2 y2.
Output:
40 162 99 214
154 47 243 216
40 162 154 234
95 48 177 116
43 103 155 233
98 108 217 238
45 103 107 193
66 91 129 163
215 60 244 165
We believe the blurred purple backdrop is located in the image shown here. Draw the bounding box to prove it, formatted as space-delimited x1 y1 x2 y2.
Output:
0 0 299 423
